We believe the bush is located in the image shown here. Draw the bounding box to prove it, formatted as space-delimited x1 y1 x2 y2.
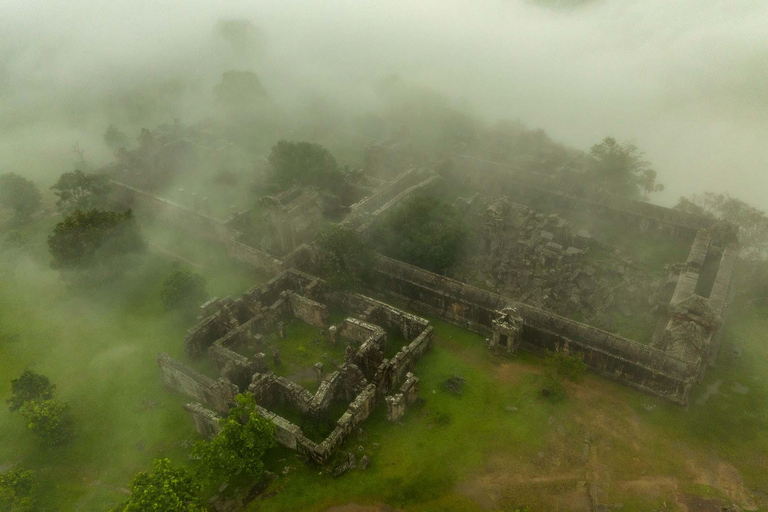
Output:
20 399 74 446
0 173 42 223
375 192 468 274
6 369 55 412
192 393 276 484
118 459 204 512
161 270 208 314
0 468 37 512
542 349 587 402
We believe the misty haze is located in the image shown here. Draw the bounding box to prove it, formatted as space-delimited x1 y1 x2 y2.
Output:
1 1 767 511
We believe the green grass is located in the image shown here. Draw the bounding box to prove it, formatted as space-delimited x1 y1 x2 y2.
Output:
265 320 347 385
0 215 262 511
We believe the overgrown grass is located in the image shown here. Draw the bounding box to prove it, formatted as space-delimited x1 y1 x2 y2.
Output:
0 215 262 510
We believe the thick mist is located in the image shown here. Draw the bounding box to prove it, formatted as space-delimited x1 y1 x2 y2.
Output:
1 0 767 207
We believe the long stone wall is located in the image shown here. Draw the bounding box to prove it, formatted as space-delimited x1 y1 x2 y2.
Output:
369 255 697 404
157 353 237 414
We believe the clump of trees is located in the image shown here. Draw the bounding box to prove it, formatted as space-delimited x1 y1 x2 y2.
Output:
104 125 130 153
315 225 375 290
542 349 587 402
51 170 111 214
7 370 73 446
0 467 37 512
587 137 663 201
192 393 276 484
117 459 204 512
267 140 345 192
47 209 146 275
0 173 42 224
375 192 468 274
161 269 208 315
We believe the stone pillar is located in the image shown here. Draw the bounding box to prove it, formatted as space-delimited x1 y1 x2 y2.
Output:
272 348 281 366
345 343 356 363
277 321 286 339
314 362 324 385
385 394 406 422
328 325 338 346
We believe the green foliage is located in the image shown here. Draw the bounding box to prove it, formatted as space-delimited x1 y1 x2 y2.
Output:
6 369 55 413
214 70 267 107
267 140 344 192
0 468 37 512
104 125 130 152
315 224 375 290
118 458 204 512
47 209 146 271
675 192 768 259
0 173 42 223
192 393 276 484
51 170 112 214
542 349 587 402
161 269 208 314
588 137 662 200
19 399 74 446
375 192 468 274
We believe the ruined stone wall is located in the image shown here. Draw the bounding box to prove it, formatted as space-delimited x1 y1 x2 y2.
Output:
340 293 430 341
157 353 237 414
370 255 697 404
286 292 329 328
374 327 434 396
182 402 222 439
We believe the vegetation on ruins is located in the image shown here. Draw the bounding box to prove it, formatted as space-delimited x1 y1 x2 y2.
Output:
542 349 587 401
375 192 468 274
117 458 205 512
161 269 208 315
47 208 146 272
51 170 112 214
587 137 663 200
192 393 276 484
19 398 74 446
0 173 42 224
267 140 345 192
6 369 56 413
0 467 37 512
314 224 375 290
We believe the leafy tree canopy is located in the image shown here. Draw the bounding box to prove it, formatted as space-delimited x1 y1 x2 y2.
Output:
267 140 344 192
51 170 111 214
0 173 42 223
20 399 74 446
104 125 130 152
315 224 375 290
375 192 468 274
48 209 146 271
588 137 663 200
6 369 55 412
119 459 205 512
192 393 276 484
161 269 208 313
214 70 267 107
0 468 37 512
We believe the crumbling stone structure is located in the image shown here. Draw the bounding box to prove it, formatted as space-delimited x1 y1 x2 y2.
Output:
160 269 433 463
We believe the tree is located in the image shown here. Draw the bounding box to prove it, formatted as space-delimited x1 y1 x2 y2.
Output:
48 209 146 271
192 393 276 484
0 468 37 512
51 170 111 214
587 137 662 200
675 192 768 259
104 125 130 152
20 399 74 446
118 458 204 512
375 193 468 274
161 270 208 314
6 370 55 412
0 173 42 223
542 349 587 401
315 225 375 290
267 141 344 192
214 70 267 107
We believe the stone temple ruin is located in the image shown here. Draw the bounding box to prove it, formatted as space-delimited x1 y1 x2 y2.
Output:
103 133 740 464
158 269 432 463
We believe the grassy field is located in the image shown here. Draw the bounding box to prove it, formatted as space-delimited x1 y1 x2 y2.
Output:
2 214 768 511
0 214 263 510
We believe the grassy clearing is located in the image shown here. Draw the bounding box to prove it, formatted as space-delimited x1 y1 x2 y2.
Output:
0 215 262 511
